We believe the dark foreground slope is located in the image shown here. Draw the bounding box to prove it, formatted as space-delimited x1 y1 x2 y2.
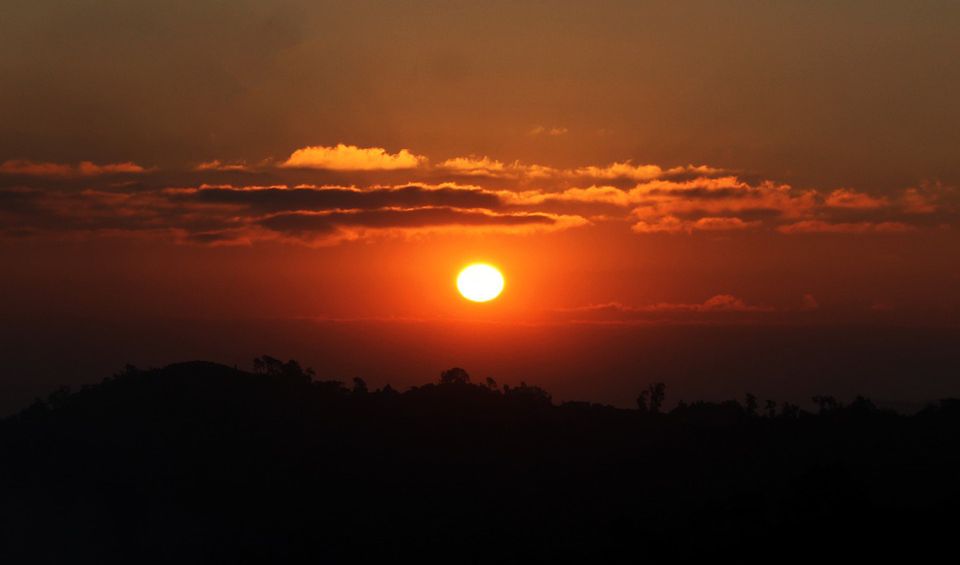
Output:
2 360 959 563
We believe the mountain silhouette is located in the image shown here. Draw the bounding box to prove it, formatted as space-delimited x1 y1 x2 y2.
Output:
2 358 959 563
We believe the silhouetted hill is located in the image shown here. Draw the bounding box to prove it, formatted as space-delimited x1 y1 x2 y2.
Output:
2 359 959 563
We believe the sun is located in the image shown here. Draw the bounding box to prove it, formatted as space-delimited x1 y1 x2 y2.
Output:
457 263 505 303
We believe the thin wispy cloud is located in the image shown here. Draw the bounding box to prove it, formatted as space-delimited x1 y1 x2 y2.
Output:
0 160 148 177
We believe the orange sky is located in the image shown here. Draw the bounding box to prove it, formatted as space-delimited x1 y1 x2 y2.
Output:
1 146 957 324
1 1 959 411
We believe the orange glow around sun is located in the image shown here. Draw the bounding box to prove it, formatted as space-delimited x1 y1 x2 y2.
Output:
457 263 505 303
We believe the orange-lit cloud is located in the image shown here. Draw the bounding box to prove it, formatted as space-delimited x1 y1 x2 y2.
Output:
651 294 773 313
528 125 568 136
1 146 956 245
257 208 588 245
172 184 504 216
568 162 723 181
631 215 759 234
438 156 559 179
776 220 916 234
194 160 255 172
568 295 773 314
497 185 635 207
571 162 666 181
548 294 780 324
0 181 590 246
501 175 950 236
438 156 510 176
824 188 888 209
901 184 951 214
437 156 723 183
0 159 147 176
692 217 760 231
282 144 426 171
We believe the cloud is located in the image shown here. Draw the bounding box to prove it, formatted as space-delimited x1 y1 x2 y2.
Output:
0 160 147 177
571 162 666 181
528 125 568 136
631 215 759 234
281 144 426 171
824 188 889 209
629 215 687 234
503 175 949 236
776 220 916 234
901 184 950 214
627 178 819 224
691 217 759 231
260 207 559 232
0 181 589 246
436 156 723 183
438 156 510 177
499 185 635 207
663 294 773 312
567 162 723 181
625 179 956 235
1 144 956 244
256 208 589 245
179 184 503 213
504 176 797 211
194 160 254 172
437 156 559 179
549 294 776 324
563 295 773 314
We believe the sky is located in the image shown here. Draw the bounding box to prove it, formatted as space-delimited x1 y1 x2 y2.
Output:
1 1 959 412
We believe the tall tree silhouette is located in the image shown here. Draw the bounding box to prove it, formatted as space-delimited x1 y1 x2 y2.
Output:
637 382 666 413
439 367 471 384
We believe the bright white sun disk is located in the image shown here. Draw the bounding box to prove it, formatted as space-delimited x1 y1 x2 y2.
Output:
457 264 504 302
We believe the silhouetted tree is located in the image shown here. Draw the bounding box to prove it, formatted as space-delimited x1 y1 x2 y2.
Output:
378 384 398 398
812 395 840 414
46 386 72 410
282 360 307 381
638 382 666 413
745 393 758 417
310 380 346 399
113 364 139 380
637 390 650 412
253 355 280 375
765 400 777 418
253 356 312 383
846 395 877 414
352 377 368 395
485 377 498 390
440 367 471 385
504 382 552 405
780 401 801 418
649 383 666 413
